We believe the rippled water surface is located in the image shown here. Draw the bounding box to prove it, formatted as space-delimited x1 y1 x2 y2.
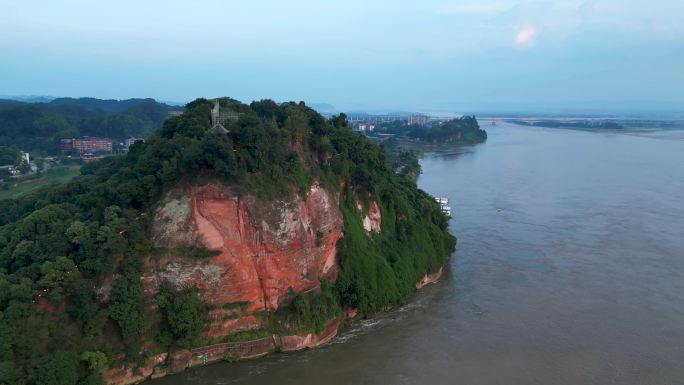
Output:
154 123 684 385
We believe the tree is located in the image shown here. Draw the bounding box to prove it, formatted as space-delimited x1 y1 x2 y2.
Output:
331 113 348 128
27 351 79 385
0 146 18 165
65 221 90 245
157 282 208 348
38 256 79 302
35 158 45 174
80 351 108 375
16 160 30 175
0 167 10 180
108 259 150 357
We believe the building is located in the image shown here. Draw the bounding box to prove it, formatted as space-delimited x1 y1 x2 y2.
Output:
61 137 113 154
60 139 74 153
358 124 375 132
408 114 430 126
124 137 144 150
346 113 404 125
0 165 20 177
73 137 112 153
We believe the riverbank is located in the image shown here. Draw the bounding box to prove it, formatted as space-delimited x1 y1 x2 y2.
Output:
104 316 346 385
105 265 447 385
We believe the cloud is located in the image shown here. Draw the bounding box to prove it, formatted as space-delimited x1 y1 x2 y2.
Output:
515 25 537 47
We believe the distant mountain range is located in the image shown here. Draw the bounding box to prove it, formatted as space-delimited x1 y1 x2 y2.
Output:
0 95 56 103
0 95 187 106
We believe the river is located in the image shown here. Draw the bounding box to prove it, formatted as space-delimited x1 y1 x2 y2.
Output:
153 122 684 385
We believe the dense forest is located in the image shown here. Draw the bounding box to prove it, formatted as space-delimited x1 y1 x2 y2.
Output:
0 98 181 155
0 147 19 166
374 116 488 144
0 98 455 385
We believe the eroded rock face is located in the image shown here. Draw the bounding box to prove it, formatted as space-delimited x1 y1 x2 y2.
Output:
415 267 444 289
102 353 167 385
104 317 344 385
362 201 382 233
144 182 343 338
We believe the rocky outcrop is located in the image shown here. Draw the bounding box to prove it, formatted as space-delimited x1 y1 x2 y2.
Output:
103 353 168 385
145 182 343 338
415 267 444 289
275 317 343 351
105 317 344 385
362 201 382 233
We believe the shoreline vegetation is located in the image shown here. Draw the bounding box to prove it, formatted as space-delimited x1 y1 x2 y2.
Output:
505 118 624 130
499 117 684 131
372 116 488 180
0 97 456 385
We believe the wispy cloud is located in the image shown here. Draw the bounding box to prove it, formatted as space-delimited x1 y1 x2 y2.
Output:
515 25 537 47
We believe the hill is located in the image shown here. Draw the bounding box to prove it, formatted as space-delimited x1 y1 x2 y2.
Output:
375 116 488 145
0 98 182 155
0 97 455 385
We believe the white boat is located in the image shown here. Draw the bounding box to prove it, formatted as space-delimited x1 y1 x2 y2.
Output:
441 205 451 216
435 196 451 216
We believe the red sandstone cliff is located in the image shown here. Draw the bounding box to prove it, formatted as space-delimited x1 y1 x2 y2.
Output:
104 183 400 384
144 182 344 338
101 183 447 385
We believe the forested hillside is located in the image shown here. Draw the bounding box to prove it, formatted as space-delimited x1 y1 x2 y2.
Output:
0 98 181 155
0 98 455 385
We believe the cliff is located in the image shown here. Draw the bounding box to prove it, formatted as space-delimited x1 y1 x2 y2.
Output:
145 182 344 338
105 182 380 385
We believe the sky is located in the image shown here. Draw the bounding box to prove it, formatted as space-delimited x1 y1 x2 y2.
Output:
1 0 683 114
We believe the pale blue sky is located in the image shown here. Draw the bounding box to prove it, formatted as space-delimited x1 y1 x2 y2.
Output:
1 0 682 113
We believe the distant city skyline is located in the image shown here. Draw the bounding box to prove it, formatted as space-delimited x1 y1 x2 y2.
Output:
1 0 682 114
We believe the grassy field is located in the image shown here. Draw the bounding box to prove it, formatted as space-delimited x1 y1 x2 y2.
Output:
0 165 81 200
